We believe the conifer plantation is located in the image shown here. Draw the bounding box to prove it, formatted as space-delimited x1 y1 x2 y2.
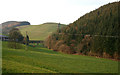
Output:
45 2 120 59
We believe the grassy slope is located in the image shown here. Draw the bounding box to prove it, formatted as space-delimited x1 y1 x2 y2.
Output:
17 23 66 40
2 42 118 73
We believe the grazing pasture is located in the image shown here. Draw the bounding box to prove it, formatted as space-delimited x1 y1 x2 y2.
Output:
17 23 66 40
2 42 118 73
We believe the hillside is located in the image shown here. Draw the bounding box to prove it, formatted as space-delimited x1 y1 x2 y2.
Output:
1 21 30 34
45 2 120 59
2 42 118 73
17 23 66 40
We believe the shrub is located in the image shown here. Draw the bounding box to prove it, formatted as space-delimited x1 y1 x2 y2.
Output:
103 52 112 58
8 41 23 49
54 40 64 51
113 52 119 60
58 44 74 54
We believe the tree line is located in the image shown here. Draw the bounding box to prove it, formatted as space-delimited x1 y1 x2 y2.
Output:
8 28 29 49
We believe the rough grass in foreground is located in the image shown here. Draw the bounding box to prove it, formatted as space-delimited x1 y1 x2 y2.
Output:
2 42 118 73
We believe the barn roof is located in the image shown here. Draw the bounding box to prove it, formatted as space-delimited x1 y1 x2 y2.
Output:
0 35 8 37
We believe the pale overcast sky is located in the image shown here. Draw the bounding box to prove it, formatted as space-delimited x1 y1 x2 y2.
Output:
0 0 118 25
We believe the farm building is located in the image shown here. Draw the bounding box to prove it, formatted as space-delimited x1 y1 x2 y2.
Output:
0 35 9 41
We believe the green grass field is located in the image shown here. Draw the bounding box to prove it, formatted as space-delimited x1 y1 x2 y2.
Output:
17 23 66 40
2 42 118 73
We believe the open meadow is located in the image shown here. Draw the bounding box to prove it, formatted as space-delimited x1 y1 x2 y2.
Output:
17 23 66 40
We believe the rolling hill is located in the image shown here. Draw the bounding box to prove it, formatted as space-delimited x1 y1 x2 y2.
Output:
17 22 66 40
0 21 30 34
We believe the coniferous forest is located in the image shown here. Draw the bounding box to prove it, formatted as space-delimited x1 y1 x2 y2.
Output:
45 2 120 60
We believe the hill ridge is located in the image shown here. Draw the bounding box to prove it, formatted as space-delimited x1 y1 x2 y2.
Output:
1 21 30 34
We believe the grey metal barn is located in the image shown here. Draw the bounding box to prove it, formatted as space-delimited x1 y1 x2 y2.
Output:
0 35 9 41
